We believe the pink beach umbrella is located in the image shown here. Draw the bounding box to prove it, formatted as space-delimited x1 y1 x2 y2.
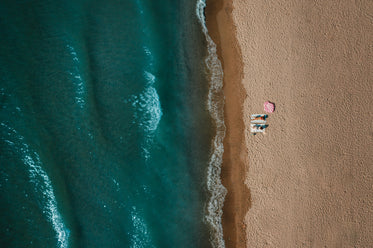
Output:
264 101 275 113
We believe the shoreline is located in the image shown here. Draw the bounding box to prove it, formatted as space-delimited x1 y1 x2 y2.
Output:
206 0 373 247
205 0 248 247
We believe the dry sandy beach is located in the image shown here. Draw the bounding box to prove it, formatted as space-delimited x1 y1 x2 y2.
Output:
206 0 373 247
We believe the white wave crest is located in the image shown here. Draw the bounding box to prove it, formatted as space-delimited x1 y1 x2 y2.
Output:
196 1 228 248
130 206 155 248
124 71 162 160
144 71 156 85
125 71 162 134
131 86 162 133
67 44 86 109
1 123 70 248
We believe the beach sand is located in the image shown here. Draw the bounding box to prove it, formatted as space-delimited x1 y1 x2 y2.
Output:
206 0 249 247
206 0 373 247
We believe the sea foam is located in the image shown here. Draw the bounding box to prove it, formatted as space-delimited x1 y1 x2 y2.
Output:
124 70 162 160
196 1 227 248
130 206 155 248
1 123 70 248
67 44 86 109
126 71 162 134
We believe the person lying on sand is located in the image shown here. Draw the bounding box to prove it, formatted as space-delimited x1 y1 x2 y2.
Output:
252 115 267 121
253 124 268 130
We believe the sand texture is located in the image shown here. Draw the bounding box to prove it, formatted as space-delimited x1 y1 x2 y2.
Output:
208 0 373 247
206 0 248 247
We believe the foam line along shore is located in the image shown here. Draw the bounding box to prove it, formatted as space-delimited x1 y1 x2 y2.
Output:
196 1 227 248
198 0 249 247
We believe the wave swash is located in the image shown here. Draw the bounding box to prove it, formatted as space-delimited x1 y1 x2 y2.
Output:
196 1 228 248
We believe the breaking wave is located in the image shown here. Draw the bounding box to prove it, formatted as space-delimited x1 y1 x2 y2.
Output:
196 1 227 248
66 44 86 109
124 70 162 160
130 206 155 248
1 123 70 248
126 71 162 134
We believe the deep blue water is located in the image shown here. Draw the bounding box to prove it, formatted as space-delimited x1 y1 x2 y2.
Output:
0 0 226 247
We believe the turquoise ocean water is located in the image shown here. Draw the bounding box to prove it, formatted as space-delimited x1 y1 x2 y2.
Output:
0 0 226 247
